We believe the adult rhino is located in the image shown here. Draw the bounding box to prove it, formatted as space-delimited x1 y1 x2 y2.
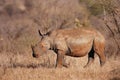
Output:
32 27 106 68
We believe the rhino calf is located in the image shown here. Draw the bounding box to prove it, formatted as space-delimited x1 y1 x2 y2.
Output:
32 27 106 68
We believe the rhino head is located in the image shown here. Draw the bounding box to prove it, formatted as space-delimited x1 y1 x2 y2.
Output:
32 30 52 58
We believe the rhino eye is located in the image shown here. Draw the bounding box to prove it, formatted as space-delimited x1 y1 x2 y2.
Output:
40 43 44 47
41 44 44 47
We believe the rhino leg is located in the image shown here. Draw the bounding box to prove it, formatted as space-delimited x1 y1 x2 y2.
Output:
94 41 106 67
84 47 95 68
84 58 94 68
56 50 68 68
96 50 106 67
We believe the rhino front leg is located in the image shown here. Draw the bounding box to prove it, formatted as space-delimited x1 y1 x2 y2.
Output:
56 50 67 68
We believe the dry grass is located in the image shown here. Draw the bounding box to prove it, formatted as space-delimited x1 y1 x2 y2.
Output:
0 51 119 80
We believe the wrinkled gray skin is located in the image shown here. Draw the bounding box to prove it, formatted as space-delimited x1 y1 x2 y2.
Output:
32 27 106 68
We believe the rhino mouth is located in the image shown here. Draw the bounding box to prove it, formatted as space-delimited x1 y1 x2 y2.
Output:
32 53 39 58
32 48 39 58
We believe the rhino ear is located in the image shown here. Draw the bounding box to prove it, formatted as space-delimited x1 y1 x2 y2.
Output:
38 30 44 37
45 31 51 36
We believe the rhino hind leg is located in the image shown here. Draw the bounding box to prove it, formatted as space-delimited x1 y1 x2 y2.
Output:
96 50 106 67
94 41 106 67
84 47 95 68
